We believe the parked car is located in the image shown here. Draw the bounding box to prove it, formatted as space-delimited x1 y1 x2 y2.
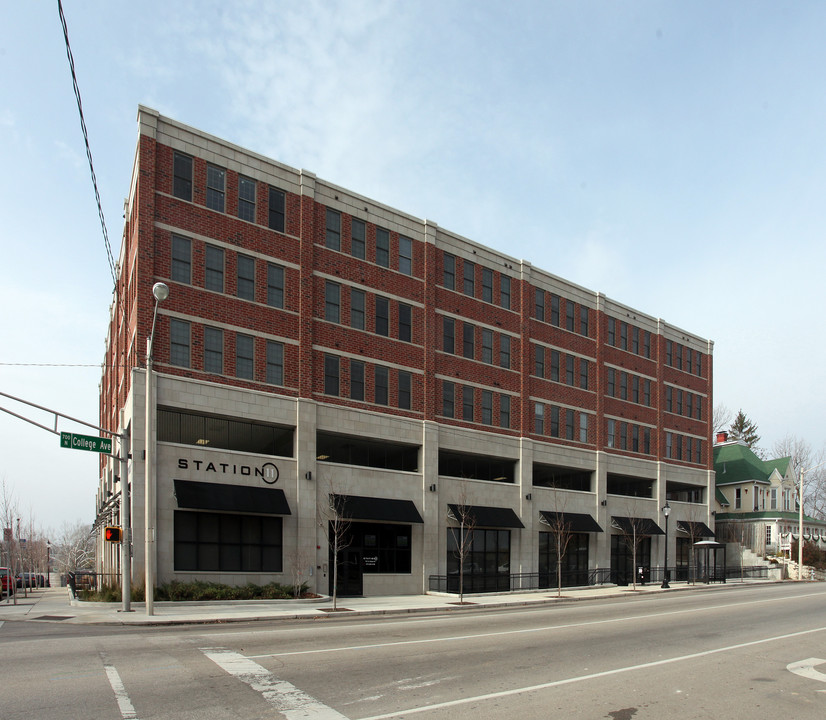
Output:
0 567 12 596
16 572 45 589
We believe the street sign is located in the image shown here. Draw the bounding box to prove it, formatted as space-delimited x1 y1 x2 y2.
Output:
60 431 113 454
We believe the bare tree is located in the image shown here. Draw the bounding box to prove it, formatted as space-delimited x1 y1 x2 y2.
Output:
713 405 733 434
612 504 649 591
317 479 352 612
0 478 21 603
447 480 476 604
542 485 574 597
774 435 826 520
679 503 707 585
52 521 95 579
286 547 312 599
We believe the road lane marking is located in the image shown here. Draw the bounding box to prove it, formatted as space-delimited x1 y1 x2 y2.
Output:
100 653 138 720
787 657 826 691
246 590 826 660
358 625 826 719
202 646 349 719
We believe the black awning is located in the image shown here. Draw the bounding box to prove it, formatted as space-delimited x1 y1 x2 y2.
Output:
677 521 715 538
448 504 524 529
331 494 423 523
611 516 664 536
539 511 603 533
174 479 291 515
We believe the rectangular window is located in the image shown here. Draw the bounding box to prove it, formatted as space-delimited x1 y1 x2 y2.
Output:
686 393 693 418
398 370 411 409
443 317 455 354
535 345 544 378
204 327 223 374
619 422 627 450
675 344 683 370
376 228 390 267
375 296 389 336
579 359 588 390
481 329 493 364
375 366 388 405
607 419 615 448
462 385 474 421
443 253 455 290
500 395 510 428
565 355 575 386
566 301 575 331
266 341 284 385
482 268 493 303
644 379 651 407
675 434 682 460
398 237 412 275
644 331 651 359
325 208 341 251
535 402 545 435
351 219 366 259
325 281 340 323
268 187 285 232
350 360 365 401
695 351 702 376
238 176 256 222
351 289 365 330
550 406 560 437
686 348 693 374
206 165 225 212
735 488 741 510
237 254 255 301
580 306 589 336
171 235 191 284
442 381 455 418
481 390 493 425
565 409 575 440
535 288 545 321
632 424 640 452
666 386 673 412
666 341 673 366
236 334 254 380
695 439 702 465
398 303 412 342
696 395 703 421
463 261 475 297
550 294 560 326
463 323 475 359
607 368 615 397
643 427 651 455
170 319 190 367
173 152 193 201
579 413 588 443
550 350 560 382
632 326 640 355
620 322 628 350
666 432 673 459
267 264 284 308
619 372 628 400
500 335 511 369
686 437 693 464
205 245 224 292
174 511 282 573
324 354 339 396
632 375 639 404
500 275 511 309
607 317 615 346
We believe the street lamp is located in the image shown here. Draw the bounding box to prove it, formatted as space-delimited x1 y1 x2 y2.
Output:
661 502 671 589
145 281 169 615
798 460 826 581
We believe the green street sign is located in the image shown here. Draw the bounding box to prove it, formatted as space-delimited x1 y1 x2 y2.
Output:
60 432 113 454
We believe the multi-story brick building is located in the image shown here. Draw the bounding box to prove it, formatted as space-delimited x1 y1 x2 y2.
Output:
96 106 714 597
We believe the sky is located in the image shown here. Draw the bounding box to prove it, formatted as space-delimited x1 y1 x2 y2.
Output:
2 1 826 534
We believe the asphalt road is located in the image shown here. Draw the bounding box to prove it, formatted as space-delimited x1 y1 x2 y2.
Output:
1 583 825 719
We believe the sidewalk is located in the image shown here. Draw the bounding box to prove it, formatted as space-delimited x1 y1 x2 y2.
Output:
0 579 776 627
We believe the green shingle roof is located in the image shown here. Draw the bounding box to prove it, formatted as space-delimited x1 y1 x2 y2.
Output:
713 442 771 486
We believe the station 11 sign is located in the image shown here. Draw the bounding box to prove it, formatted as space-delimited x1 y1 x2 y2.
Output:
60 431 112 454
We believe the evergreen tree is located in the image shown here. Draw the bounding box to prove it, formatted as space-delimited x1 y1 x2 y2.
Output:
728 409 761 449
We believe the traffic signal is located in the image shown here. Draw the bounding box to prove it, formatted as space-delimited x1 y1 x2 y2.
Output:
104 526 122 543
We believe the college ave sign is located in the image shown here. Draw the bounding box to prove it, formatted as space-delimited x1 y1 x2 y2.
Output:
60 431 113 454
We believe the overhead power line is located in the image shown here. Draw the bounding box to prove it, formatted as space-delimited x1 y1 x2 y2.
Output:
57 0 117 288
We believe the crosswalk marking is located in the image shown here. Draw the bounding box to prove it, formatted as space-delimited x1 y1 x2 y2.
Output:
202 646 349 719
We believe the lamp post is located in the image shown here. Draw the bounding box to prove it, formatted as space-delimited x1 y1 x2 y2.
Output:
661 502 671 589
798 460 826 581
145 281 169 615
